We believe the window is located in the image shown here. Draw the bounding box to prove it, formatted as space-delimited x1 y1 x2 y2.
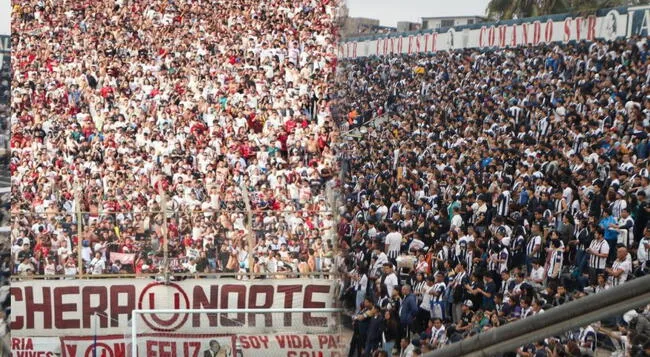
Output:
441 19 455 28
467 19 474 25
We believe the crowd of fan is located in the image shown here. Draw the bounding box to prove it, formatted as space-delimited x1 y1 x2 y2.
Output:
0 37 9 343
334 38 650 357
10 0 342 277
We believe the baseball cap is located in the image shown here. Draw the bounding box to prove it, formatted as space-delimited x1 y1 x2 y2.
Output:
463 300 473 307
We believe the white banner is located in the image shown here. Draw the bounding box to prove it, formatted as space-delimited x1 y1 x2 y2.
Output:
57 334 344 357
10 337 60 357
11 278 338 337
238 334 344 357
339 8 629 58
60 334 236 357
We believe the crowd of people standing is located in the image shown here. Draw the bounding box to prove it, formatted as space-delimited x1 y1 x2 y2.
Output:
334 38 650 357
10 0 342 278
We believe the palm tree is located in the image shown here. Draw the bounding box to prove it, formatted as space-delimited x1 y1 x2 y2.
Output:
486 0 559 20
486 0 648 20
571 0 650 13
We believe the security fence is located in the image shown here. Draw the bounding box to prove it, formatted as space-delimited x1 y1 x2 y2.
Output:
10 182 344 281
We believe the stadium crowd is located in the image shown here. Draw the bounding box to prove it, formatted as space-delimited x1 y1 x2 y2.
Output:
335 38 650 357
10 0 342 278
0 36 10 345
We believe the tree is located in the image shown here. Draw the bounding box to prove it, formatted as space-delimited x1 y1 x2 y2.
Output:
486 0 567 20
486 0 649 21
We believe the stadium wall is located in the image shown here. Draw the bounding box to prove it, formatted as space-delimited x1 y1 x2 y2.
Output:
337 6 650 58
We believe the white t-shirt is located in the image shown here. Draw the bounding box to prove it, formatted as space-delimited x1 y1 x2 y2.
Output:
385 232 402 253
89 258 105 275
638 237 649 263
384 272 399 295
530 266 546 283
420 283 435 311
64 265 78 276
451 214 464 229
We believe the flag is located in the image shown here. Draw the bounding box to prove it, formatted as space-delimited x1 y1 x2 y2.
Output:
109 252 136 265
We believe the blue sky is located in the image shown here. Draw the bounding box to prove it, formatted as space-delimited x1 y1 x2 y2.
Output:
345 0 491 27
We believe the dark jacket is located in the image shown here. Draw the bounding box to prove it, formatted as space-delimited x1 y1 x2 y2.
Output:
400 293 418 325
366 314 386 348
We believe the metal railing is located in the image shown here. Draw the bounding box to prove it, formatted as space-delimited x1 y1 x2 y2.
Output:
11 182 343 280
426 275 650 357
9 271 336 281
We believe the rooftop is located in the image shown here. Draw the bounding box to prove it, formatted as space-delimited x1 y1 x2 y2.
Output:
421 15 484 20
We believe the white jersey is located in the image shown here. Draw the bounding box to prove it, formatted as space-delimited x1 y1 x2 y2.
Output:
588 239 609 270
420 284 435 311
639 237 650 263
609 259 631 286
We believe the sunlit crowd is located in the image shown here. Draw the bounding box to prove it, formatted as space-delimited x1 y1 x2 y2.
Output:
10 0 341 278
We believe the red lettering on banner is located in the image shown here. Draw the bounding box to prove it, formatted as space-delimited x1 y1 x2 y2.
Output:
317 335 341 349
424 34 429 52
375 40 380 55
25 287 52 329
564 18 572 41
479 26 486 47
498 25 507 47
575 17 583 40
383 38 388 55
147 340 177 357
192 285 218 327
352 43 357 58
303 285 328 326
11 287 24 329
488 26 495 46
220 284 246 326
533 21 542 44
65 345 77 357
431 33 438 52
248 285 274 327
82 341 118 357
278 285 302 326
239 336 270 349
587 16 596 40
397 37 403 53
545 20 553 42
16 352 56 357
109 285 135 328
407 36 413 54
114 343 126 357
287 352 323 357
276 335 313 349
83 287 108 328
416 35 421 52
522 23 529 43
511 24 517 46
183 342 200 357
12 338 34 350
55 287 79 329
13 282 335 333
